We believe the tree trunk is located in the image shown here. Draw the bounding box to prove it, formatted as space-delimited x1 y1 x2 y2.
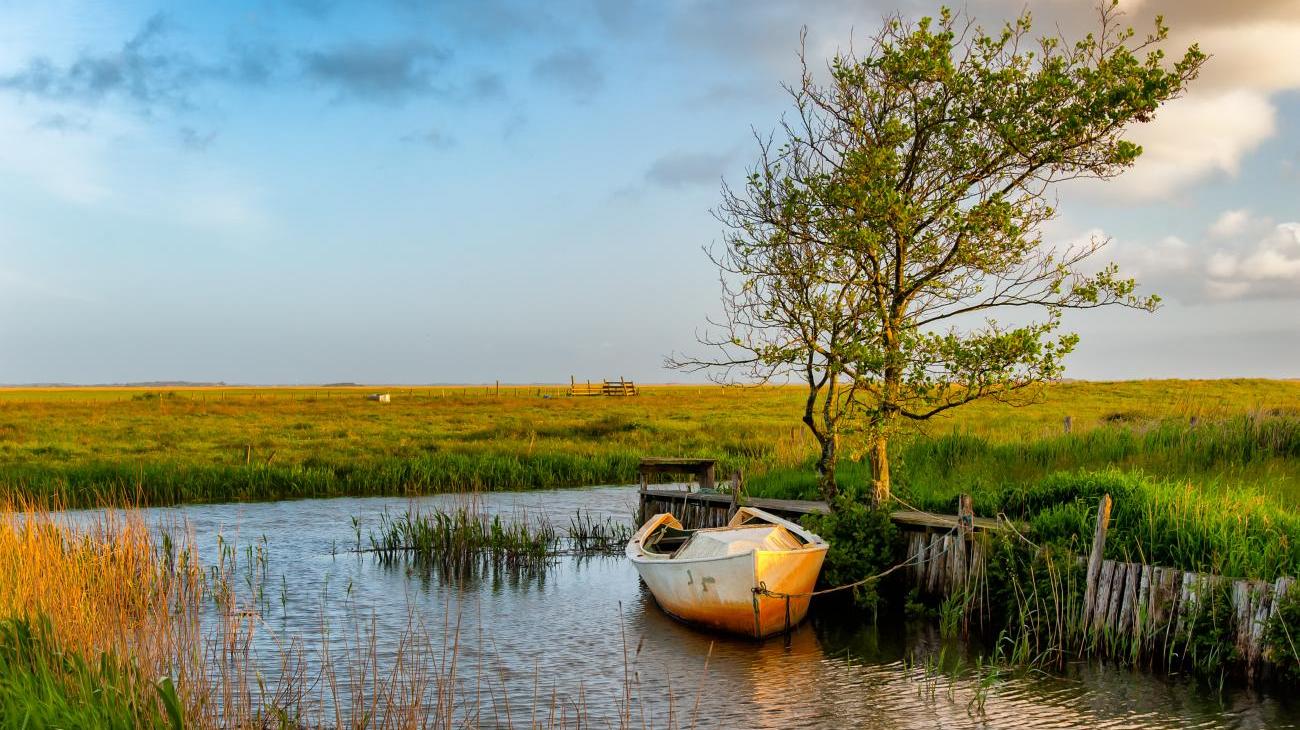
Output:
816 433 838 503
870 433 890 506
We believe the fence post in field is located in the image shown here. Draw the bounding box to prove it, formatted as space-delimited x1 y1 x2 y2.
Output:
495 380 500 397
1083 493 1113 627
1063 415 1072 434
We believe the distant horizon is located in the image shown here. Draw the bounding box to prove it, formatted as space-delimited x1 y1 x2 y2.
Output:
3 376 1299 389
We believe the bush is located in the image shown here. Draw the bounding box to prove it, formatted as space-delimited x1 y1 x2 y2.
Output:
801 497 903 613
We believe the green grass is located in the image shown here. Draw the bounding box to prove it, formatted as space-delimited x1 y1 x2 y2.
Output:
749 413 1300 506
365 506 634 579
0 616 182 729
752 414 1300 581
2 380 1300 511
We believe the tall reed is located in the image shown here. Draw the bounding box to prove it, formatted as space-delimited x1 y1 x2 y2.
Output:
0 499 695 728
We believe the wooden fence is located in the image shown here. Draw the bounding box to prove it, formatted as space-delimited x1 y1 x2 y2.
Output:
568 376 638 397
638 484 1297 677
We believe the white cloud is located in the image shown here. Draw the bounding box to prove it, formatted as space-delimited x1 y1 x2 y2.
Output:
1093 213 1300 303
1208 209 1252 238
1217 222 1300 285
1182 22 1300 94
1095 90 1276 200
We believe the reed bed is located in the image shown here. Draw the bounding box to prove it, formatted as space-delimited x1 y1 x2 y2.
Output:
368 507 559 576
0 499 205 725
366 506 635 579
968 532 1300 684
0 499 697 728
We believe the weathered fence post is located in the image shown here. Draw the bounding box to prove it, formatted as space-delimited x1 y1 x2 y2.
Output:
637 467 649 526
953 494 973 591
729 468 745 520
1082 493 1113 626
1063 415 1072 434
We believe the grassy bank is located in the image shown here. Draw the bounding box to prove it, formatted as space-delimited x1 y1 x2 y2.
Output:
2 380 1300 507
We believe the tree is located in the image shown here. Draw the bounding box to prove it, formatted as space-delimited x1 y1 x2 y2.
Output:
671 4 1205 505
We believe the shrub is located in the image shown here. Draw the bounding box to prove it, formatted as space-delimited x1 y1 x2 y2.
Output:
801 497 903 613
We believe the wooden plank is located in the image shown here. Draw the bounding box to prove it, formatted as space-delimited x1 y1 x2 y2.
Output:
908 533 925 585
927 534 947 594
1153 568 1181 642
1118 563 1138 637
1176 572 1197 639
968 536 986 593
638 489 1010 531
1082 494 1113 627
1093 560 1116 633
1136 564 1153 641
639 458 719 468
953 495 973 593
1105 562 1127 635
1248 581 1272 671
1265 577 1295 663
945 533 961 593
1232 580 1252 661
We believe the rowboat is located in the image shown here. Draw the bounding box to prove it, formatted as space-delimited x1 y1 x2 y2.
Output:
626 506 829 638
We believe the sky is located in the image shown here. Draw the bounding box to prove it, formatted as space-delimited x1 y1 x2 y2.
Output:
0 0 1297 384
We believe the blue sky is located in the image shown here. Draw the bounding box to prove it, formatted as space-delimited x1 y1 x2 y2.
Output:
0 0 1297 384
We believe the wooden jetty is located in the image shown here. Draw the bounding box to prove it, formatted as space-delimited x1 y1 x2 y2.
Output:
634 458 1296 674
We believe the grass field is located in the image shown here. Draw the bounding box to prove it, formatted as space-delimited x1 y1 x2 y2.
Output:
2 379 1299 509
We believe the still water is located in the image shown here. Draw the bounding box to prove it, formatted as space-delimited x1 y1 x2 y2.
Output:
84 486 1298 728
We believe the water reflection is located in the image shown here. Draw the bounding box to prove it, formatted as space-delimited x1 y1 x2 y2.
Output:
63 486 1300 728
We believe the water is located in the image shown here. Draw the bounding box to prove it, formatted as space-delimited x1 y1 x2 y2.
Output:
73 486 1298 728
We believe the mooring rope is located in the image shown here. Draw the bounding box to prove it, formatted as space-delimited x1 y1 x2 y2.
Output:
997 511 1040 550
753 523 959 600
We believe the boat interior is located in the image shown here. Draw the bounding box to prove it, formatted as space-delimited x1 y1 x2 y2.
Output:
641 511 812 559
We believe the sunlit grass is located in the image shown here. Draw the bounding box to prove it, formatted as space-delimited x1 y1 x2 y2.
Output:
0 499 701 727
0 380 1298 507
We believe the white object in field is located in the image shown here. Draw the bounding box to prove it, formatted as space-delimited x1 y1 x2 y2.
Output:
626 506 828 638
367 393 391 403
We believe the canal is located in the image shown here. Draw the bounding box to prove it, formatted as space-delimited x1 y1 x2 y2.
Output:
77 485 1299 728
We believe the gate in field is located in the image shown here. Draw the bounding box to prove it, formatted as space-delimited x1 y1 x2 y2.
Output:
568 376 638 397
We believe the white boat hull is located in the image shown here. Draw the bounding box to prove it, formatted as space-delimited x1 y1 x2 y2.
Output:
627 507 828 638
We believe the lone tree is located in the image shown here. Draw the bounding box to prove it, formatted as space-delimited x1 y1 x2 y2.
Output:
671 4 1204 504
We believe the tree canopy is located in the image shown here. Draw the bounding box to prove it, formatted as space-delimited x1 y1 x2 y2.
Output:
672 3 1206 504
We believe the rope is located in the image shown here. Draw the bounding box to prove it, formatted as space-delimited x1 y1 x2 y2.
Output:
889 493 953 525
997 512 1040 550
754 523 959 599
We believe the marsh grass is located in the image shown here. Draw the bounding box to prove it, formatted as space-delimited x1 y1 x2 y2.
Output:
3 380 1300 508
968 531 1294 686
366 506 635 581
0 616 184 729
368 506 559 576
0 499 704 728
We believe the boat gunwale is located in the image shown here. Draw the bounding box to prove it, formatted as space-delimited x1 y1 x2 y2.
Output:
626 506 829 567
